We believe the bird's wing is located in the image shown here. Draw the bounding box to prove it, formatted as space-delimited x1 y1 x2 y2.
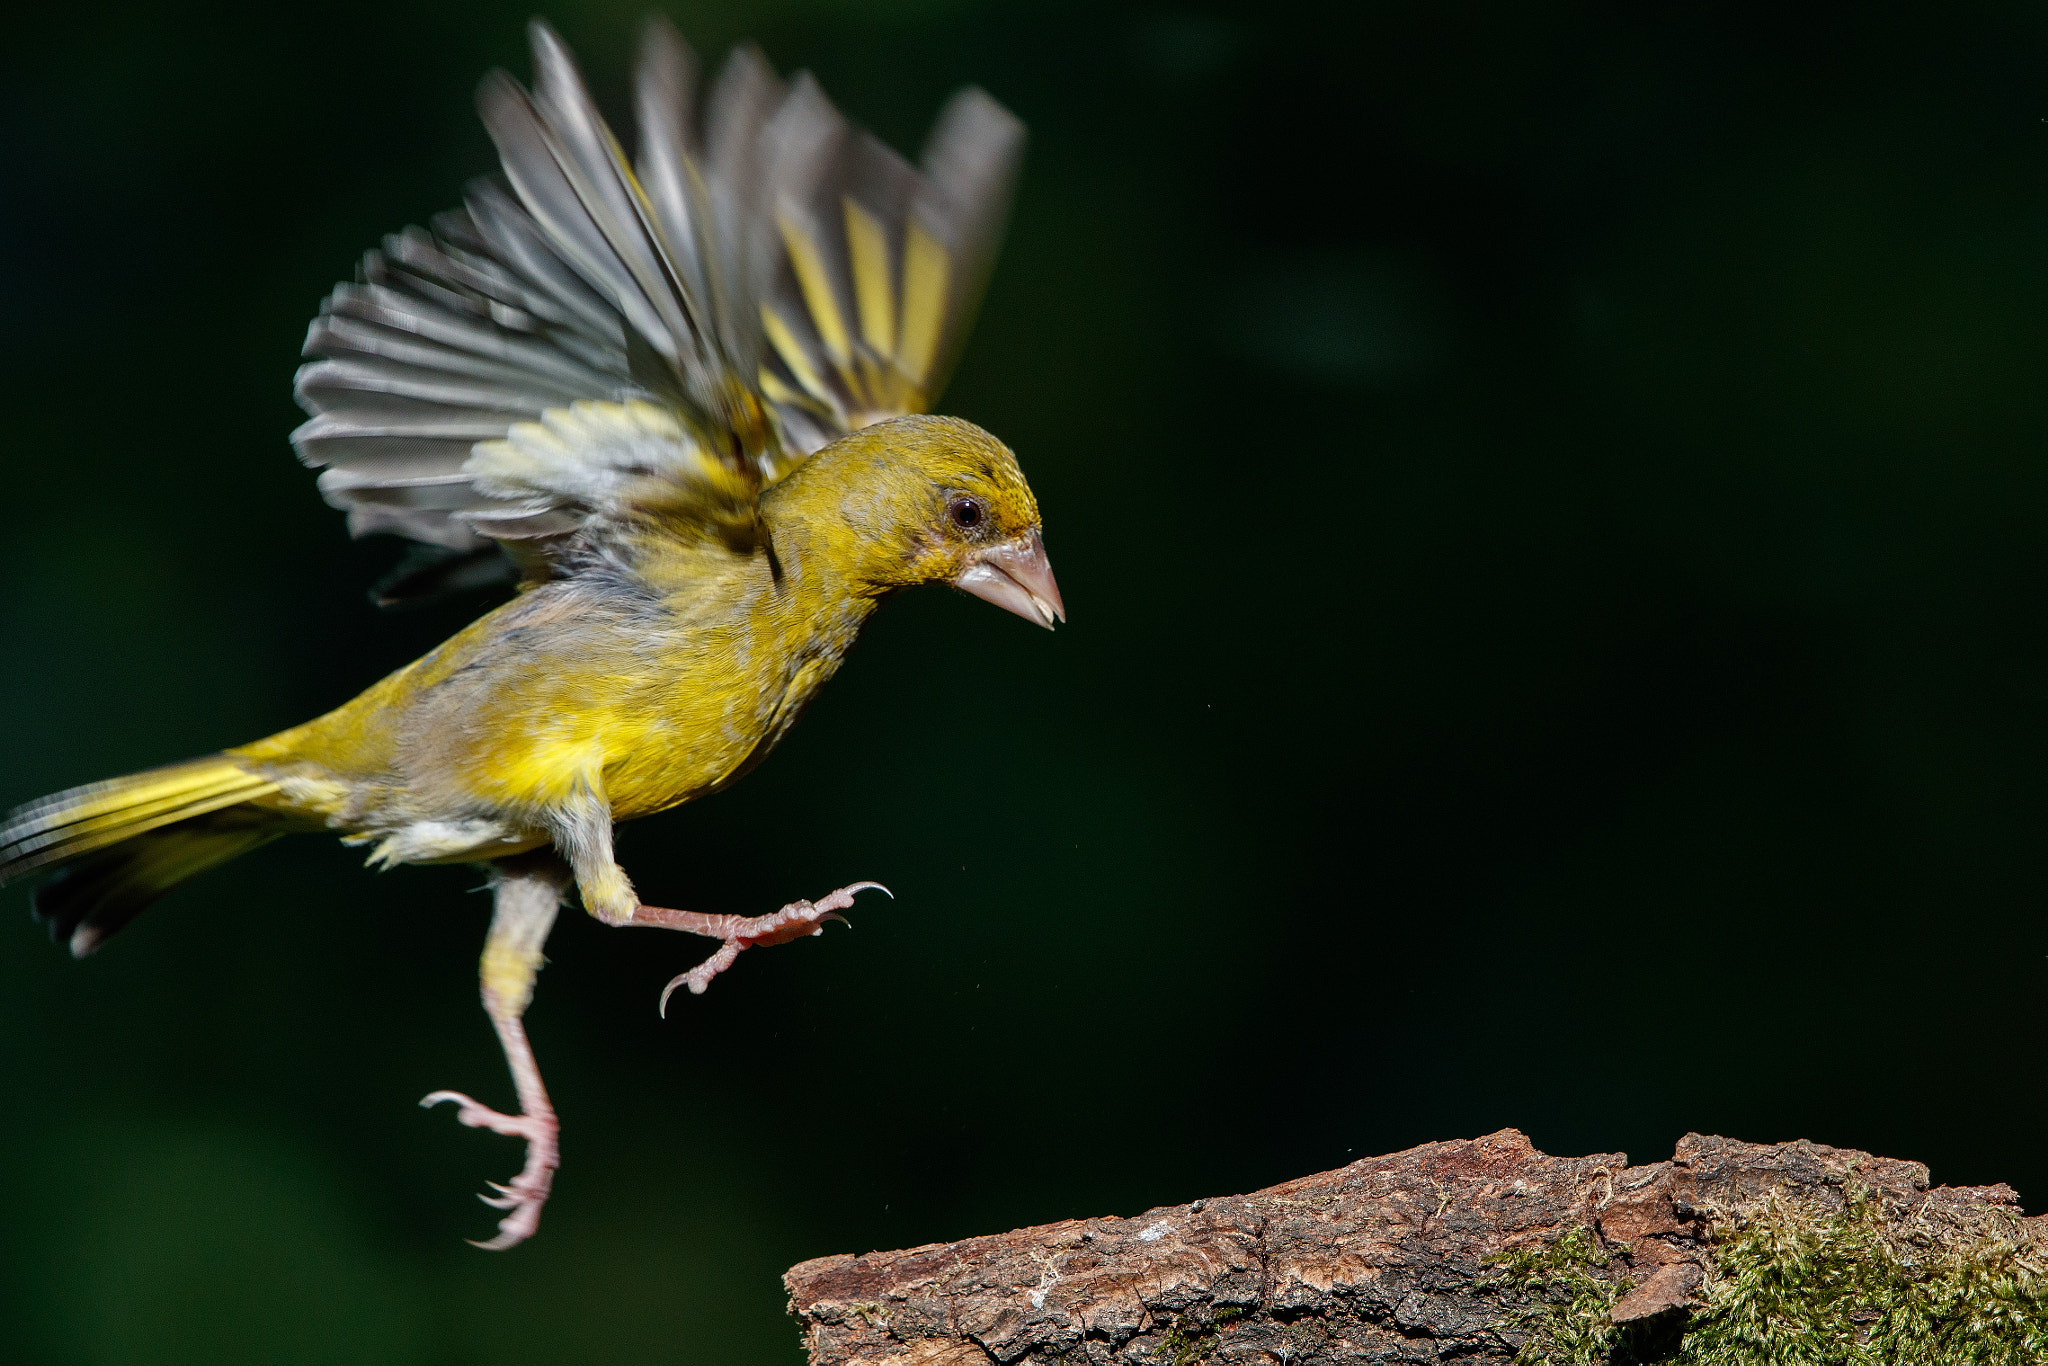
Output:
293 18 1024 598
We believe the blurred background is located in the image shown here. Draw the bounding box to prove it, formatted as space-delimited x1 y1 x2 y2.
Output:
5 0 2048 1359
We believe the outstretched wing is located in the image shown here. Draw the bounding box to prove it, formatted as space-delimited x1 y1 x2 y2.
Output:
292 18 1024 594
753 74 1024 453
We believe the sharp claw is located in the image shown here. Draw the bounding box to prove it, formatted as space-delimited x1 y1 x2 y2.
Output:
813 881 890 914
423 1082 557 1248
655 881 888 1016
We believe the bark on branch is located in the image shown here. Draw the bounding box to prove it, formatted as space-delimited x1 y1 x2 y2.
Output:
785 1129 2048 1364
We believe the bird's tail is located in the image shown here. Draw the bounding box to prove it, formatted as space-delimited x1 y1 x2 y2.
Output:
0 756 284 956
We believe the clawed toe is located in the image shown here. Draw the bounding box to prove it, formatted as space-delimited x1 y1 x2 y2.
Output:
421 1089 541 1139
422 1087 559 1249
482 1180 521 1208
815 880 888 913
469 1173 549 1247
654 881 890 1014
469 1203 544 1252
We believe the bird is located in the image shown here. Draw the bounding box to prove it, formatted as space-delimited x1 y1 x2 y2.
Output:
0 17 1056 1251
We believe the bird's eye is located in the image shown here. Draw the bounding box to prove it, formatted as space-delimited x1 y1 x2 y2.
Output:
948 497 987 532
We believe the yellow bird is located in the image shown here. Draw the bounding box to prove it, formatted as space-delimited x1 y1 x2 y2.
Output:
0 19 1059 1250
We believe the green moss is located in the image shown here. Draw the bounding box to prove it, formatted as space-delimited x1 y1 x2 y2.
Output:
1491 1191 2048 1365
1491 1224 1631 1366
1155 1304 1245 1366
1679 1190 2048 1364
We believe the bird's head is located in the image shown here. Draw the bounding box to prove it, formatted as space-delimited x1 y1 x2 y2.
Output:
772 414 1065 629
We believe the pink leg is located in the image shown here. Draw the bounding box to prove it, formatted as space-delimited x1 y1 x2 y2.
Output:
629 881 890 1015
422 856 564 1250
421 1003 558 1250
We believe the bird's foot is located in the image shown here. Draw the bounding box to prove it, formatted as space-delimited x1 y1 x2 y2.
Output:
642 881 891 1014
420 1089 559 1250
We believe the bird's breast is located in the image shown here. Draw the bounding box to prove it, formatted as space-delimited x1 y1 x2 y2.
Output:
595 593 873 822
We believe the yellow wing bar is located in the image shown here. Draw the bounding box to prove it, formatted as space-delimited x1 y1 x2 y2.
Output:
764 206 954 427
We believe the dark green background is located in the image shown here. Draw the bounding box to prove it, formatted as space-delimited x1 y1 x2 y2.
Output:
5 0 2048 1360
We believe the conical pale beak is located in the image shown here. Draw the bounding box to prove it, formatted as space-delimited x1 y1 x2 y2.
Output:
952 529 1066 630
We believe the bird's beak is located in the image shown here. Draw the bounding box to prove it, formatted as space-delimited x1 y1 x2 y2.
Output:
952 529 1066 630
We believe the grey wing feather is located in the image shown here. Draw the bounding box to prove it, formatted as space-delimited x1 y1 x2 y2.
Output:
749 74 1025 444
292 17 1024 589
700 43 788 378
913 87 1027 400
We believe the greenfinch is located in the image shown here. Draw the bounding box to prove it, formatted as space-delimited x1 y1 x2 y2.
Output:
0 18 1056 1250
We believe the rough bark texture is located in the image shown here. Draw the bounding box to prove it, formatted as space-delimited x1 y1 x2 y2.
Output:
784 1129 2044 1365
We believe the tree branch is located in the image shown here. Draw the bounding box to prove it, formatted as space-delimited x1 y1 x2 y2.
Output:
786 1129 2048 1363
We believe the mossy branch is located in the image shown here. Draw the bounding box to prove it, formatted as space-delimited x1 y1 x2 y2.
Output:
785 1130 2047 1365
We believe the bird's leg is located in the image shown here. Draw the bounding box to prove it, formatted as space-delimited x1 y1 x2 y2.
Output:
420 852 567 1250
631 882 890 1012
547 781 886 1012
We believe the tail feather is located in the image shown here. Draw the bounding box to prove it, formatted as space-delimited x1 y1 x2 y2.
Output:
2 759 279 877
1 757 284 956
